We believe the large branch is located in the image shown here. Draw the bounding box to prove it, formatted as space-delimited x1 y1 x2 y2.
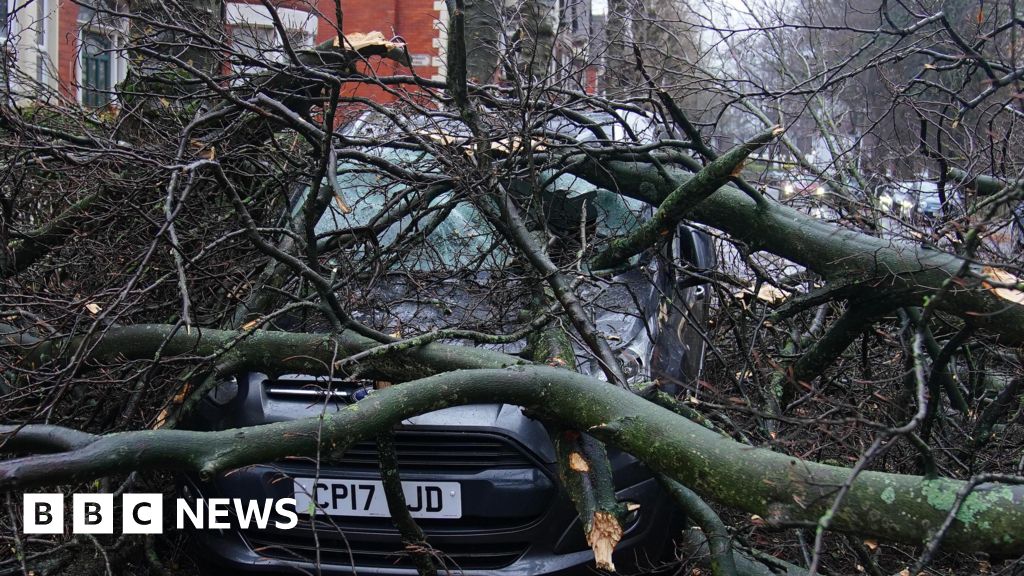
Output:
3 365 1024 555
571 157 1024 344
4 324 523 382
947 167 1022 196
526 319 628 570
589 127 780 270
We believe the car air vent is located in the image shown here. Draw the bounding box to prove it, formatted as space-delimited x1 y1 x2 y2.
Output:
335 431 535 471
244 530 528 570
263 376 373 402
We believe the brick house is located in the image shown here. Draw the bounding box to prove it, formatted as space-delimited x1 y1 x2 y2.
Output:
0 0 594 105
1 0 448 104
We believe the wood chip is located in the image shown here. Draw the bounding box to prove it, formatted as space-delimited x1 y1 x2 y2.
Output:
981 266 1024 305
189 139 215 160
333 193 352 214
153 382 192 429
731 283 790 305
568 452 590 472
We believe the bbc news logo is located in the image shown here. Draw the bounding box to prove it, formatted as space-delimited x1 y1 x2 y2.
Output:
22 494 298 534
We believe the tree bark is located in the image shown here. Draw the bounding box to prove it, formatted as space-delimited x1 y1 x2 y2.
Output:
589 127 779 270
570 156 1024 343
4 366 1024 556
2 323 523 383
377 433 437 575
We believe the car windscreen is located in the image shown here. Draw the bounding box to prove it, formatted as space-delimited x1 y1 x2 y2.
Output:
312 148 647 271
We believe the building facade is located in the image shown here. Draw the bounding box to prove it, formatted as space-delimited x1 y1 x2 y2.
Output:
1 0 448 104
0 0 594 106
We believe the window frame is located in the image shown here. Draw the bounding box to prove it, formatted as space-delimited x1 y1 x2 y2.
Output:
0 0 19 92
225 2 317 77
80 30 113 106
0 0 12 40
76 1 128 107
34 0 48 87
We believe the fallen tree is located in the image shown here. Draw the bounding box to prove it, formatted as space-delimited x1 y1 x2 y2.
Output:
574 157 1024 343
5 1 1024 575
4 364 1024 556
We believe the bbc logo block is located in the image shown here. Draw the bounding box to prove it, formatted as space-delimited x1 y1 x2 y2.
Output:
122 493 163 534
23 494 63 534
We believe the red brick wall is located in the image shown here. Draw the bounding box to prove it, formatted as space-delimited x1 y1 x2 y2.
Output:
55 0 78 98
53 0 445 102
315 0 442 104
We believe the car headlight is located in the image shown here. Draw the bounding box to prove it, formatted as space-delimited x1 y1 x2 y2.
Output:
585 331 652 388
815 186 825 196
783 183 794 196
617 347 645 382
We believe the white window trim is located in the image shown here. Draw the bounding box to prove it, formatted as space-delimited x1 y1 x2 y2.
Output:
34 0 49 86
225 3 317 41
0 0 59 98
1 0 14 92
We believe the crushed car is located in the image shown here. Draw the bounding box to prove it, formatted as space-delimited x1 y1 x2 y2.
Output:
179 110 716 575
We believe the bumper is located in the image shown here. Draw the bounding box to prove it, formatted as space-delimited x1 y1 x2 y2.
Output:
185 473 676 575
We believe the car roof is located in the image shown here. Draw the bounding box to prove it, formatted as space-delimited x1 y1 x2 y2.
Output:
342 109 660 146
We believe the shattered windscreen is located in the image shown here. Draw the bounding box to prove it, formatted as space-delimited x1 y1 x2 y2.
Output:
312 148 647 271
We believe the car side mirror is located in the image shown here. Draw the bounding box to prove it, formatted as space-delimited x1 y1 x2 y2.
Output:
674 224 716 292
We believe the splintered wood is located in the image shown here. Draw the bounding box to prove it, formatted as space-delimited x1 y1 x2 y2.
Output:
333 31 410 66
586 510 624 571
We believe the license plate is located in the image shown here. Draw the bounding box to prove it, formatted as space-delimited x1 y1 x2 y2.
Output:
293 478 462 519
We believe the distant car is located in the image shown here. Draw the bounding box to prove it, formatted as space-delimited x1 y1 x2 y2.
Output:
901 181 938 217
779 176 828 201
918 191 942 218
769 175 835 219
877 180 955 220
876 181 917 219
180 111 715 575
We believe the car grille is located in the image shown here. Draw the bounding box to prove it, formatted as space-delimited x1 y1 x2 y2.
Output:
243 431 546 570
332 430 536 471
245 530 529 570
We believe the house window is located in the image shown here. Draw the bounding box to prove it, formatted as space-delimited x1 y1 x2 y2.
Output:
225 3 317 77
77 1 126 106
0 0 14 88
230 24 278 64
81 31 112 106
35 0 44 45
229 24 312 62
0 0 11 39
